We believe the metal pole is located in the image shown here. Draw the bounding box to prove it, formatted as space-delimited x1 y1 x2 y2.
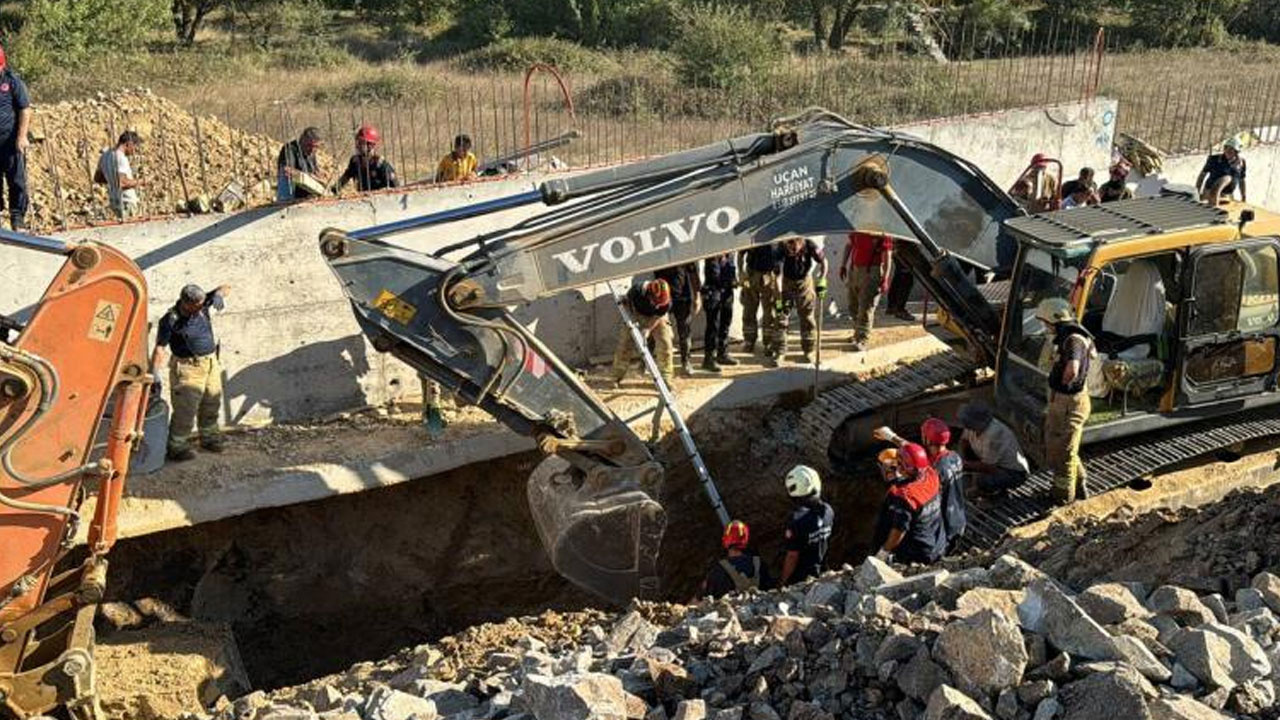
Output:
607 281 731 528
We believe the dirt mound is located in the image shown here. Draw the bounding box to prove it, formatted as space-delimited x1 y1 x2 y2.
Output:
993 483 1280 595
25 89 336 230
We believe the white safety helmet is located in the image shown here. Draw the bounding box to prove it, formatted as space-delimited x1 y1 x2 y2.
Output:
785 464 822 498
1035 297 1074 325
1225 137 1243 152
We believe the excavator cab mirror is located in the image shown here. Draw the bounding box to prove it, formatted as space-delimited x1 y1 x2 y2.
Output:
1240 209 1256 231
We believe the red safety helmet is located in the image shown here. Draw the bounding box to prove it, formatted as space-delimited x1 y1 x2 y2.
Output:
920 417 951 447
356 124 381 146
900 442 931 473
1030 153 1049 167
0 46 6 71
646 278 671 308
722 520 750 550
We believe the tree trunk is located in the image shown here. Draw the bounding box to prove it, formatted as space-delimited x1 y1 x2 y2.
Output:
827 0 861 50
809 0 828 49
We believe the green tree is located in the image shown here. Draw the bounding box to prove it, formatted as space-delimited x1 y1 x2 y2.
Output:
671 4 784 89
1129 0 1246 46
172 0 222 45
12 0 169 78
1231 0 1280 42
806 0 867 51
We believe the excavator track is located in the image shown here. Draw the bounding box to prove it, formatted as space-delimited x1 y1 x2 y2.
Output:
960 407 1280 550
799 349 981 468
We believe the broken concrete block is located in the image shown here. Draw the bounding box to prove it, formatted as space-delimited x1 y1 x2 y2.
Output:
365 687 438 720
855 556 903 591
897 646 950 702
935 609 1028 696
876 570 950 601
1058 665 1153 720
608 612 660 656
988 555 1051 591
1167 623 1272 690
520 673 636 720
1076 583 1152 626
1018 581 1118 662
955 588 1024 624
1251 571 1280 614
672 699 707 720
1147 695 1230 720
1147 587 1216 627
924 685 992 720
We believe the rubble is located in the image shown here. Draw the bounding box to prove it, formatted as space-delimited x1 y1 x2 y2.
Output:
201 549 1280 720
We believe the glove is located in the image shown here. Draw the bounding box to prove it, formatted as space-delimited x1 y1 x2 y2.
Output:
774 298 785 313
740 275 751 291
878 277 891 295
874 548 892 563
871 426 896 442
815 277 828 297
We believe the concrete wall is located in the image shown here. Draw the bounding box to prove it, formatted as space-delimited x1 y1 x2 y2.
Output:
1135 141 1280 210
0 99 1118 426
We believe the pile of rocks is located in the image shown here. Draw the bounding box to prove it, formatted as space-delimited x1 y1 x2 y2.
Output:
204 556 1280 720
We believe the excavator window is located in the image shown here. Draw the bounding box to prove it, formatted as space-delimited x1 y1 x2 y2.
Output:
1184 244 1280 387
1007 246 1088 371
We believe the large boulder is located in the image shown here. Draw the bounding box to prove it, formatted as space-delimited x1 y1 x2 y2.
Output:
1076 584 1151 626
1251 571 1280 615
935 609 1028 697
925 685 993 720
855 556 903 591
1147 696 1230 720
1059 664 1153 720
608 612 661 656
365 687 439 720
1147 587 1216 627
955 588 1024 625
988 555 1052 591
898 646 951 702
521 672 642 720
1167 623 1272 691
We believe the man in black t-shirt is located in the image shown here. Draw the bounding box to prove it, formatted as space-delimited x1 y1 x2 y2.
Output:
654 263 701 377
0 45 32 230
151 283 231 461
1197 138 1247 206
775 237 827 366
780 465 834 585
612 279 674 385
738 244 784 356
702 520 773 598
333 124 398 194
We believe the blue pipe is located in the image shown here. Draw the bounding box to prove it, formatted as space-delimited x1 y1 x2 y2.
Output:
349 189 545 240
0 228 69 255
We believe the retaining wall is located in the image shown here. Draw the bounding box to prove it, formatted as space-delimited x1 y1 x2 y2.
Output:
0 99 1118 425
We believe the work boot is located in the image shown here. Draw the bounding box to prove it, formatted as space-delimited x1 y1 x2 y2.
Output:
716 351 738 366
166 447 196 462
892 307 917 321
423 404 449 439
743 339 755 354
763 353 780 368
200 437 225 453
851 339 867 352
801 351 813 365
679 359 693 377
701 355 722 374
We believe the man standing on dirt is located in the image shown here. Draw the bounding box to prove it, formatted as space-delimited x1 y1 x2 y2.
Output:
436 134 478 183
654 263 700 377
277 127 323 202
780 465 834 585
702 520 773 598
151 283 231 462
775 236 826 366
332 124 398 194
838 230 892 351
1038 297 1095 505
95 131 144 219
0 45 32 231
612 278 674 386
1197 138 1247 206
701 252 737 374
739 244 783 358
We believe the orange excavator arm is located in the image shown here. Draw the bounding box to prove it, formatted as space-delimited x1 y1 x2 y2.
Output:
0 232 150 720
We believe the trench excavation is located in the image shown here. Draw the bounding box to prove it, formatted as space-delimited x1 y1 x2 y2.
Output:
95 403 887 694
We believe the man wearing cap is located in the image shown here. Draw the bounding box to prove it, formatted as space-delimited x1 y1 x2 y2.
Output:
1197 138 1247 206
277 127 324 201
613 278 675 385
151 283 231 461
333 124 398 194
1009 153 1059 213
0 44 32 230
957 401 1029 497
702 520 773 598
1099 162 1134 203
94 131 144 219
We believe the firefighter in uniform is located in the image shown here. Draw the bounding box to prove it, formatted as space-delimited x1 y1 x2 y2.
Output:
1039 297 1095 504
780 464 834 585
654 263 701 377
701 252 738 373
874 419 966 553
702 520 773 598
870 442 946 564
152 283 230 462
739 244 783 356
775 237 827 366
612 278 674 385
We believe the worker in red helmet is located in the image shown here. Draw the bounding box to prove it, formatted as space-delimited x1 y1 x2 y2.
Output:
875 418 966 550
701 520 773 598
613 278 675 385
0 44 32 230
333 124 398 194
1008 152 1059 213
869 439 946 565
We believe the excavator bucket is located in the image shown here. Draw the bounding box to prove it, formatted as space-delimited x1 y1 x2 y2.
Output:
527 456 666 605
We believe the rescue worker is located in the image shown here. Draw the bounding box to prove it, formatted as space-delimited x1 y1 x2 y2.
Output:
0 44 32 230
702 520 773 598
436 134 478 183
1197 137 1247 206
1060 167 1098 203
958 401 1029 497
613 278 674 385
870 442 946 565
151 283 231 462
333 124 398 193
277 127 323 201
775 236 827 366
1009 153 1059 213
1039 297 1095 505
873 418 966 550
738 244 783 357
779 464 834 585
838 230 892 351
701 252 738 373
1099 161 1134 203
654 263 701 377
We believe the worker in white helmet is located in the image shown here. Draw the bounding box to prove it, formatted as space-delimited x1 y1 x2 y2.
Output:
779 464 834 585
1039 297 1095 505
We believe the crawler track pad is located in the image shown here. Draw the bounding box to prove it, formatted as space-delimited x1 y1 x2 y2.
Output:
527 455 666 605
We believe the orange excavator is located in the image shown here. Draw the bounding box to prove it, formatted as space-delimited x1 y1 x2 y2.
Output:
0 231 150 719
